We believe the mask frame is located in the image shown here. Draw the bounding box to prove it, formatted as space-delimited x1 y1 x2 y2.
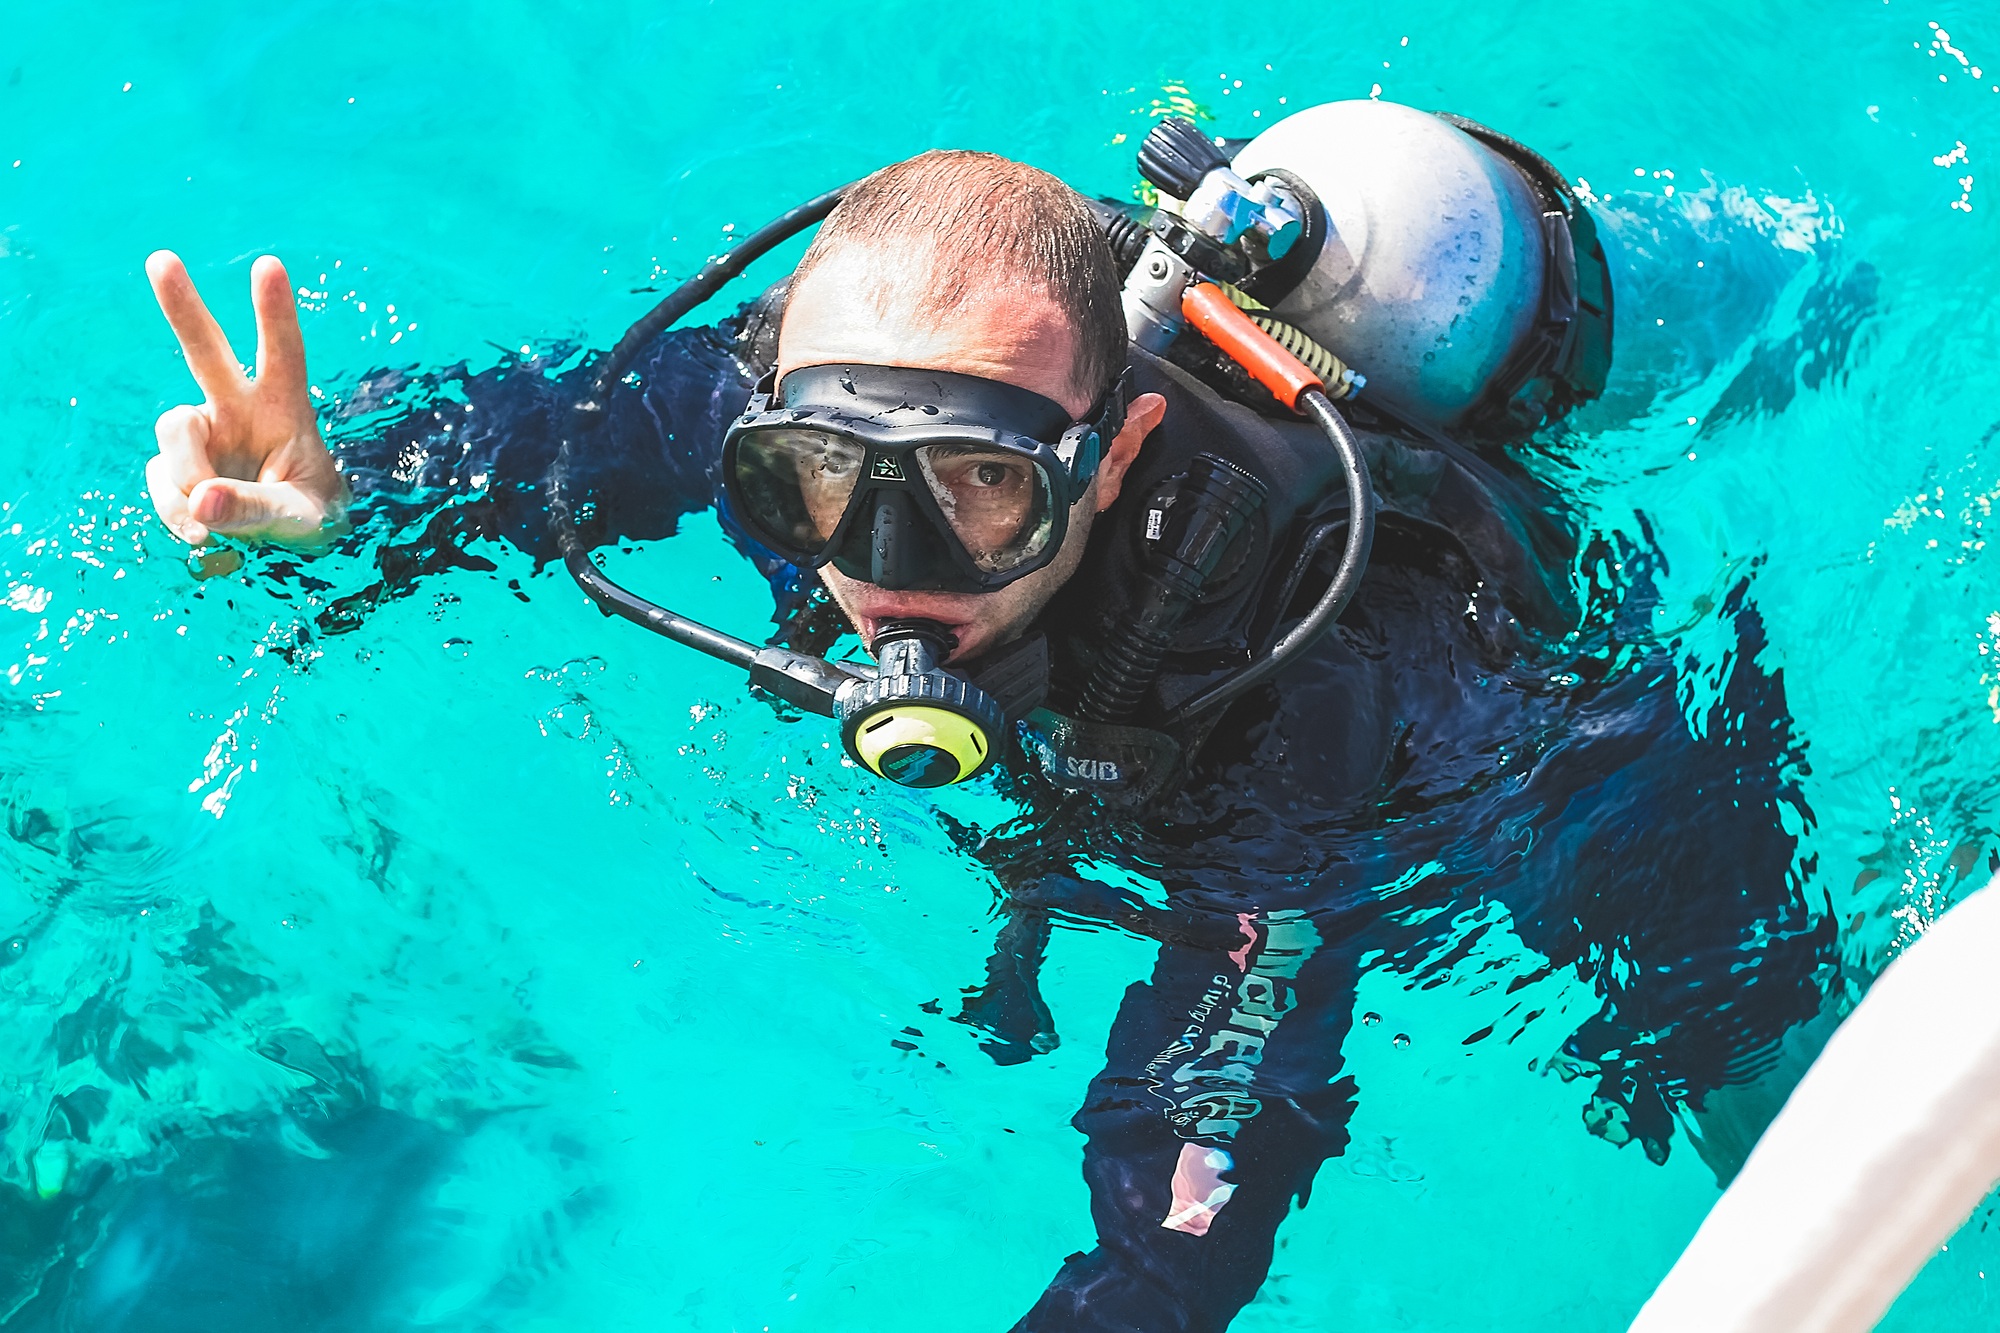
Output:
723 363 1130 594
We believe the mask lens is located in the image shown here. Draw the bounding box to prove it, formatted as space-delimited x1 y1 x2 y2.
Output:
732 428 865 555
914 445 1055 573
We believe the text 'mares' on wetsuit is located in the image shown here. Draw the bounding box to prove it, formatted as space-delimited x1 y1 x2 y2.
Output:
317 283 1829 1328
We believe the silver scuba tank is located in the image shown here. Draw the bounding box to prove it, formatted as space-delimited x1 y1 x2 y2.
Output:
1211 100 1556 433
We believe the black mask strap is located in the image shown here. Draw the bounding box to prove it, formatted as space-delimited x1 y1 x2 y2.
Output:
1059 367 1133 489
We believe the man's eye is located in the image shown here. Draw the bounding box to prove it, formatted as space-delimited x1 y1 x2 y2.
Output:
960 459 1028 488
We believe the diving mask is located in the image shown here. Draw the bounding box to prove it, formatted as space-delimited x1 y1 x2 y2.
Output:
723 363 1128 594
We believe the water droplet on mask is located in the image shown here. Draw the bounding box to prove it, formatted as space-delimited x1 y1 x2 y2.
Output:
1361 1011 1381 1026
1392 1033 1411 1049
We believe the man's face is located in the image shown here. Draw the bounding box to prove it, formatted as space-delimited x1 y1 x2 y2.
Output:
777 247 1164 664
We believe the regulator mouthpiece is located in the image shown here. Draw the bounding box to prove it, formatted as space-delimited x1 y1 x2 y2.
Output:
837 620 1004 788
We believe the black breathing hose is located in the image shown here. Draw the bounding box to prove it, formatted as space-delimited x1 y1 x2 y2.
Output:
1160 388 1374 726
1077 453 1266 725
548 184 850 657
573 184 849 417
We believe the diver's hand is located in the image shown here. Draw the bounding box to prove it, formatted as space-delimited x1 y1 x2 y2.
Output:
144 251 351 549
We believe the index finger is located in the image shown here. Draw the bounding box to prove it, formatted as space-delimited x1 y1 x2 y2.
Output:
146 251 245 400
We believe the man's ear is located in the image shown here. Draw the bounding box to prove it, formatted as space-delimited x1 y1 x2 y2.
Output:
1092 392 1166 513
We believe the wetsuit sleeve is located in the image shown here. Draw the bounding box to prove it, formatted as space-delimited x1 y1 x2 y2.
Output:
1012 909 1361 1333
310 324 759 634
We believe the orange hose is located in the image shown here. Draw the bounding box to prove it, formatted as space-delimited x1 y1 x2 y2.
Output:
1180 282 1324 410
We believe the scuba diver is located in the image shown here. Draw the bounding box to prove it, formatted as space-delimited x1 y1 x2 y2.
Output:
141 101 1833 1332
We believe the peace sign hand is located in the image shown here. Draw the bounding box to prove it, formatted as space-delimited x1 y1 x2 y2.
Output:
144 251 351 549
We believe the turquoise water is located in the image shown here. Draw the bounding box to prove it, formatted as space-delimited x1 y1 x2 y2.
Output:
4 1 2000 1327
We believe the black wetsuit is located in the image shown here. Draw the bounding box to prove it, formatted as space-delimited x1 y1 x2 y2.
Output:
319 315 1833 1333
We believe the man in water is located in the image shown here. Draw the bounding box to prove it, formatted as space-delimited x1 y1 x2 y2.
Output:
143 148 1831 1330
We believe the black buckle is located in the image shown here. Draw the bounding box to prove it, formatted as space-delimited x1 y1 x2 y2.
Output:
1058 367 1132 486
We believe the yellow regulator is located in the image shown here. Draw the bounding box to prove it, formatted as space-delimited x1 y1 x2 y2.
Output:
837 623 1004 788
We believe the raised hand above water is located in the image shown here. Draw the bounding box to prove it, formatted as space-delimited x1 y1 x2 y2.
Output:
144 251 350 548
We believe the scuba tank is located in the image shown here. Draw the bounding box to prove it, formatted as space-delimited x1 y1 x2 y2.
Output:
1230 100 1552 432
1105 100 1612 438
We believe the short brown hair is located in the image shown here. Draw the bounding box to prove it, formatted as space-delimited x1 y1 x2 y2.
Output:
791 150 1127 406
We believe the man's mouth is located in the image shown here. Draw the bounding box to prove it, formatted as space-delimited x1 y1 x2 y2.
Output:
846 592 983 658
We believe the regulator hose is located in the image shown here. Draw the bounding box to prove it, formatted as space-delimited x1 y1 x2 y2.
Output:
1215 280 1364 400
543 194 1372 737
1076 452 1267 724
1163 283 1376 726
549 183 850 642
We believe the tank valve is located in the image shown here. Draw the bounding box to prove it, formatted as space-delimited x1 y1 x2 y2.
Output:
1138 116 1304 262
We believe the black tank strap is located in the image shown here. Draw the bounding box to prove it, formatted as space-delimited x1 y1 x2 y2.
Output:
1432 111 1615 437
1433 112 1577 215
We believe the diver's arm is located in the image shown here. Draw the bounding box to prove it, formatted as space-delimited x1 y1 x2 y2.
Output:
326 322 756 562
142 250 753 564
142 252 351 549
300 323 759 635
143 252 762 633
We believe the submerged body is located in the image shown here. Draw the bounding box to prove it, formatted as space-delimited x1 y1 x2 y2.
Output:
310 313 1830 1330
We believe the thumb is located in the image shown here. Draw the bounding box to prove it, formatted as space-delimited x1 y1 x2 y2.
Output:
188 476 331 542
